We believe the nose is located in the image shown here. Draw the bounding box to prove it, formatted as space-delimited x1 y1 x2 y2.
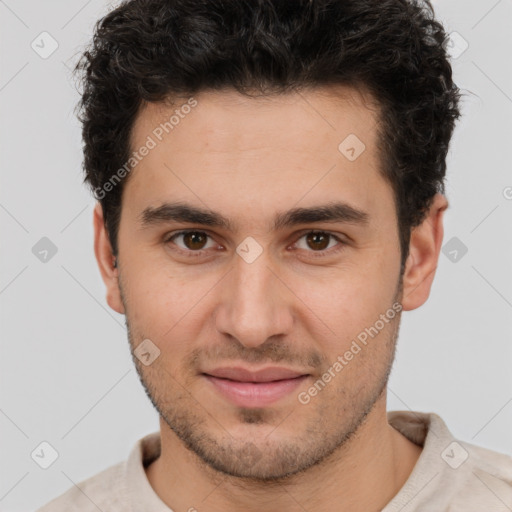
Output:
213 248 294 349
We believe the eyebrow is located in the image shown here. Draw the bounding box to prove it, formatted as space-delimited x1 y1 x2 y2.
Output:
139 201 370 231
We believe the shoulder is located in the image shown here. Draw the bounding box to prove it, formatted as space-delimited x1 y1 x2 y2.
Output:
429 419 512 510
35 432 160 511
459 440 512 496
36 460 127 512
427 440 512 511
387 411 512 511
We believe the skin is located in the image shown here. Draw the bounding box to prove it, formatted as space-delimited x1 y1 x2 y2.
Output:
94 85 447 512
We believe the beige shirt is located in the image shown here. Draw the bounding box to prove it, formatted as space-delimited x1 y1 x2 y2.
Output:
37 411 512 511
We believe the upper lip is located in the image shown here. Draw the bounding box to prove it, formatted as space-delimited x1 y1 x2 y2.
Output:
203 366 309 382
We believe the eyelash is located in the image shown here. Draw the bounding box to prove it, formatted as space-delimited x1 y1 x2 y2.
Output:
163 230 347 259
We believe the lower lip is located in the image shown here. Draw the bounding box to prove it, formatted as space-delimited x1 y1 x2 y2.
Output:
203 374 309 407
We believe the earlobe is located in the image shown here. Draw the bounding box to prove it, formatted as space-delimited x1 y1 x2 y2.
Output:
93 202 125 315
401 193 448 311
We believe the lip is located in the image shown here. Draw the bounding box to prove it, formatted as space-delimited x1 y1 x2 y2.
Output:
202 366 310 407
203 366 308 382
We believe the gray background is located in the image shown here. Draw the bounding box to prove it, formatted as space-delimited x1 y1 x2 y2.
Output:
1 0 511 510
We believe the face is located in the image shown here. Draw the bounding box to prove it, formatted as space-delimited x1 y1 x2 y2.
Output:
97 86 425 481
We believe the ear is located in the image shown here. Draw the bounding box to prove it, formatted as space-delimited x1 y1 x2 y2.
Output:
93 202 125 315
401 193 448 311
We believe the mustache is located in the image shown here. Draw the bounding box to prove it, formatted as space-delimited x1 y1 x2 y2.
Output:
186 342 325 370
125 316 327 371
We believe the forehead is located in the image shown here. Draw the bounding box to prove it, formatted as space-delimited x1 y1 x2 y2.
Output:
133 85 379 154
123 85 393 230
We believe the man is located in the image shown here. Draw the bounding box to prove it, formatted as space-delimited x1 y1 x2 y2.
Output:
38 0 512 510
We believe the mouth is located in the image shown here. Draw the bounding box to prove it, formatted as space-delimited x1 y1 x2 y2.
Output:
201 369 310 407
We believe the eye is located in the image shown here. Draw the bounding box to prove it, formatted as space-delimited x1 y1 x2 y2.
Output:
292 231 345 255
165 230 218 255
164 229 346 259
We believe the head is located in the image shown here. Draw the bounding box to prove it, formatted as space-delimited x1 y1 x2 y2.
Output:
81 0 460 481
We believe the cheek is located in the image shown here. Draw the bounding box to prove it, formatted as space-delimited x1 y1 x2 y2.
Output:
289 259 399 344
302 286 385 340
119 256 175 323
121 260 217 340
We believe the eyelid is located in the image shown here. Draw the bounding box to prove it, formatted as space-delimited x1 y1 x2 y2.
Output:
164 229 221 252
289 230 346 255
164 229 347 257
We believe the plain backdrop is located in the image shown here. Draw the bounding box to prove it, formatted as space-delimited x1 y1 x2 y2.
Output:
1 1 511 510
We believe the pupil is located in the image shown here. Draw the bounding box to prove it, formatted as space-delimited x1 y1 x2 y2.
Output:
307 232 329 250
185 232 206 250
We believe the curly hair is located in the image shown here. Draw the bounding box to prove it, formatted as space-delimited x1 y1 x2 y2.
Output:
75 0 461 272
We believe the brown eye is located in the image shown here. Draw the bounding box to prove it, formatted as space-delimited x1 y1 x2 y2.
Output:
167 231 216 253
182 231 208 250
305 232 330 251
293 231 345 255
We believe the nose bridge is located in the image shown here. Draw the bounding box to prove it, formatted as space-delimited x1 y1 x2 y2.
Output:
215 247 292 347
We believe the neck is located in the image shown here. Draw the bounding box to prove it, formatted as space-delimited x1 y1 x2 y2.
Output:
145 395 422 512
